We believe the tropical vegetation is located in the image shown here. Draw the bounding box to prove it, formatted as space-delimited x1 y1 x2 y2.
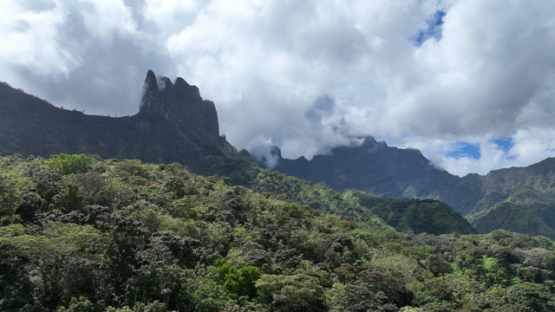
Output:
1 154 555 311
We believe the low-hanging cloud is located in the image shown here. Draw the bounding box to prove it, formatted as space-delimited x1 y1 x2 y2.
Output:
1 0 555 176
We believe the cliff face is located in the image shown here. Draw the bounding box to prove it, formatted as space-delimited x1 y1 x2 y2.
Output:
139 70 219 137
0 71 254 183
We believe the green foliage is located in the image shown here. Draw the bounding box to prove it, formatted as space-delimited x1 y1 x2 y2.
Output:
256 274 326 312
46 154 94 175
211 258 261 300
0 222 105 309
15 189 44 221
483 256 498 271
56 296 97 312
352 191 476 235
1 155 555 311
328 282 398 312
0 175 18 219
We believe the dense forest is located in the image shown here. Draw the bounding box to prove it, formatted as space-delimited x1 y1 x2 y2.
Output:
1 154 555 311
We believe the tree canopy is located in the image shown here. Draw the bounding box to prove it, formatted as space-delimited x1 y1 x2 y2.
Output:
0 154 554 311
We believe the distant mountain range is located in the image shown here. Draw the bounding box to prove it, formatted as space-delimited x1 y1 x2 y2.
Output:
268 138 555 238
2 71 553 238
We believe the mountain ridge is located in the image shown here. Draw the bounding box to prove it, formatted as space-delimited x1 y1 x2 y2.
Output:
267 137 555 238
6 71 554 238
140 69 219 137
0 72 476 236
0 72 256 184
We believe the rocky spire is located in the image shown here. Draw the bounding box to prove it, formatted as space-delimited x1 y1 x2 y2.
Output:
139 70 219 137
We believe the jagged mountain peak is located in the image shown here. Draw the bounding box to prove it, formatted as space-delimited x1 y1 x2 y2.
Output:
270 145 282 158
139 70 219 137
0 71 254 180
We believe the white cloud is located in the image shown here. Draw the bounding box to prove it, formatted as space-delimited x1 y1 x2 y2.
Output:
1 0 555 175
427 140 515 176
510 128 555 166
78 0 138 43
0 0 80 77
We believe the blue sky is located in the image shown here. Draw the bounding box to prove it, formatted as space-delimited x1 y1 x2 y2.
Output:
446 142 481 160
413 10 446 46
493 137 515 154
446 137 515 160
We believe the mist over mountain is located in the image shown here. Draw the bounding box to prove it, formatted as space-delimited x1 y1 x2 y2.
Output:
264 137 555 238
2 71 555 238
0 71 477 237
3 2 555 310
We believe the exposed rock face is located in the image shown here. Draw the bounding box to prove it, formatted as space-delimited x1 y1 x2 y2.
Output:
140 70 219 137
0 71 255 183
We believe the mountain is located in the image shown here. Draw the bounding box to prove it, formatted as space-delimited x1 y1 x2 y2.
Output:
465 158 555 235
4 71 552 238
0 74 474 236
0 71 255 184
271 136 482 213
268 137 555 238
140 70 219 137
250 169 475 235
348 190 475 235
472 202 555 238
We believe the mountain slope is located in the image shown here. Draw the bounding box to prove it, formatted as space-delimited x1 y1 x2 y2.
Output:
0 154 552 312
472 202 555 238
269 137 555 238
250 170 476 235
466 158 555 220
0 73 256 184
0 76 475 236
272 137 483 214
349 190 475 235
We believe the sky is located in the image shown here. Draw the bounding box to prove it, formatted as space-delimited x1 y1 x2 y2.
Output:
1 0 555 176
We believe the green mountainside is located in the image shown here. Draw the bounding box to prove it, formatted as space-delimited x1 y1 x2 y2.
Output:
4 71 555 238
350 191 474 235
269 138 555 238
466 158 555 226
0 154 554 311
272 137 485 215
250 170 474 236
472 202 555 238
0 74 475 237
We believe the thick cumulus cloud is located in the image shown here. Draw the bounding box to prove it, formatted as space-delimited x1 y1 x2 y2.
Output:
0 0 175 115
1 0 555 175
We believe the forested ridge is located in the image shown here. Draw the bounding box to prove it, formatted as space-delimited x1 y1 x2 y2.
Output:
4 75 555 239
1 154 555 311
270 137 555 239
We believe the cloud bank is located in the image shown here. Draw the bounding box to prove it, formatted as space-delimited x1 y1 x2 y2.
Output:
1 0 555 176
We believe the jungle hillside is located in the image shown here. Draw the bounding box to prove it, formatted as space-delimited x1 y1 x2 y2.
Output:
1 154 555 311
